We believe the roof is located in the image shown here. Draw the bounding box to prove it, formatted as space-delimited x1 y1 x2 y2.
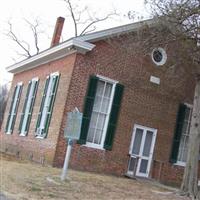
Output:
6 18 154 74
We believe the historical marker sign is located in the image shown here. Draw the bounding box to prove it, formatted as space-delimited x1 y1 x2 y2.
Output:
61 108 83 181
64 107 83 140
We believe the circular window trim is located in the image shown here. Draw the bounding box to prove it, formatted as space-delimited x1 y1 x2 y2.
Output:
151 48 167 66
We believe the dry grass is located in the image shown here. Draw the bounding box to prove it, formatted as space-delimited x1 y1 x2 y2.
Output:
0 153 190 200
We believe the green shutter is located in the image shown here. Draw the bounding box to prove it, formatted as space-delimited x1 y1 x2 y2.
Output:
35 77 50 134
25 80 39 134
5 86 17 133
78 75 99 144
43 75 60 138
10 84 23 133
19 81 31 133
104 83 124 150
170 103 187 163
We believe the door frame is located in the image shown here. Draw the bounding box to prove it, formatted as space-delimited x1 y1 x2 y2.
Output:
128 124 157 178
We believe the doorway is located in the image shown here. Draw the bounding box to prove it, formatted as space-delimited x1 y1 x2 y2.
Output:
127 124 157 177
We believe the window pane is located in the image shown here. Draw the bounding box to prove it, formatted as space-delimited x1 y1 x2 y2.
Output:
93 96 102 112
143 131 153 157
182 123 188 135
87 128 95 143
177 136 185 161
104 83 112 98
139 159 148 173
96 113 106 130
94 129 103 144
182 147 188 162
101 97 110 113
184 107 190 121
89 112 98 128
128 156 137 174
96 81 104 96
132 128 143 155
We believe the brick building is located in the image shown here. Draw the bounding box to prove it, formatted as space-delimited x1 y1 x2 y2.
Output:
0 17 196 186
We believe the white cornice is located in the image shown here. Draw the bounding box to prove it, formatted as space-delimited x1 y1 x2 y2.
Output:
78 18 154 42
6 39 95 74
6 18 154 74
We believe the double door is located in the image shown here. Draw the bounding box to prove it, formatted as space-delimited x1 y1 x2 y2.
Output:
127 125 157 177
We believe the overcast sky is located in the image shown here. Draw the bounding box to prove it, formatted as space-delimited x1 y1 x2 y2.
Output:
0 0 150 84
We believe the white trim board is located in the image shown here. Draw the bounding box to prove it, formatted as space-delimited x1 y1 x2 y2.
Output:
6 39 95 74
79 18 154 42
6 18 155 74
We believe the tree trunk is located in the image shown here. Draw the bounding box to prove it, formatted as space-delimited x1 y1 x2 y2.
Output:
181 76 200 199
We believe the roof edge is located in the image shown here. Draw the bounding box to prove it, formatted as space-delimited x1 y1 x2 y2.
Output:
78 18 154 42
6 18 154 74
6 39 95 74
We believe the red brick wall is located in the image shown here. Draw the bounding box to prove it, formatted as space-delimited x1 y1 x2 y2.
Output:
53 33 195 185
0 31 196 186
0 53 76 164
152 160 184 186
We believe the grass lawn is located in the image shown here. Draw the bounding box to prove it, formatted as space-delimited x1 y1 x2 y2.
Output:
0 153 190 200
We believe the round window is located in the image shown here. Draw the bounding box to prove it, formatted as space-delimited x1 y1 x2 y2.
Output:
151 48 167 66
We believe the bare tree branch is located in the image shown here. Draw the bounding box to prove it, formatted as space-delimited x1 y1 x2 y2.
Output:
63 0 78 36
6 21 31 58
80 11 118 36
62 0 119 37
24 18 41 54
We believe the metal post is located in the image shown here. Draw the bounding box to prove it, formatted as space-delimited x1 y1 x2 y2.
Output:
61 139 73 181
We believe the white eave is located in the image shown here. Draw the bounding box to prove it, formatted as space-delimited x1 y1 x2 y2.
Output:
6 39 95 74
78 18 154 42
6 18 154 74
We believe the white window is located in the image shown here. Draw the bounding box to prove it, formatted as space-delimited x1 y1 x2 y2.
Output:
19 77 38 136
86 76 117 149
35 72 59 138
177 104 192 165
151 47 167 66
6 82 23 134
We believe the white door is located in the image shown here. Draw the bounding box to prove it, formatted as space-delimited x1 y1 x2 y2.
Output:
127 124 157 177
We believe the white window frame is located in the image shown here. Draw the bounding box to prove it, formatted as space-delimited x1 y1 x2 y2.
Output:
6 82 23 134
85 75 118 150
151 47 167 66
19 77 38 136
175 103 193 166
36 72 59 139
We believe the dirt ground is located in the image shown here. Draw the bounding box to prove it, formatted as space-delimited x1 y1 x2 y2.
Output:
0 153 190 200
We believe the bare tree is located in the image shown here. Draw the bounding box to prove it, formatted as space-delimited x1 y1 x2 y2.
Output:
145 0 200 199
5 1 119 60
0 85 8 129
5 18 44 59
62 0 119 37
145 0 200 62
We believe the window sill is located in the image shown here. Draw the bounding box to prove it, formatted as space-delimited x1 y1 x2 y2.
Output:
35 136 45 139
84 142 105 151
19 134 27 137
174 162 186 167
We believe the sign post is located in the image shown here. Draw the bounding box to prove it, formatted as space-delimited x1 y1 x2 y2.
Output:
61 107 82 181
